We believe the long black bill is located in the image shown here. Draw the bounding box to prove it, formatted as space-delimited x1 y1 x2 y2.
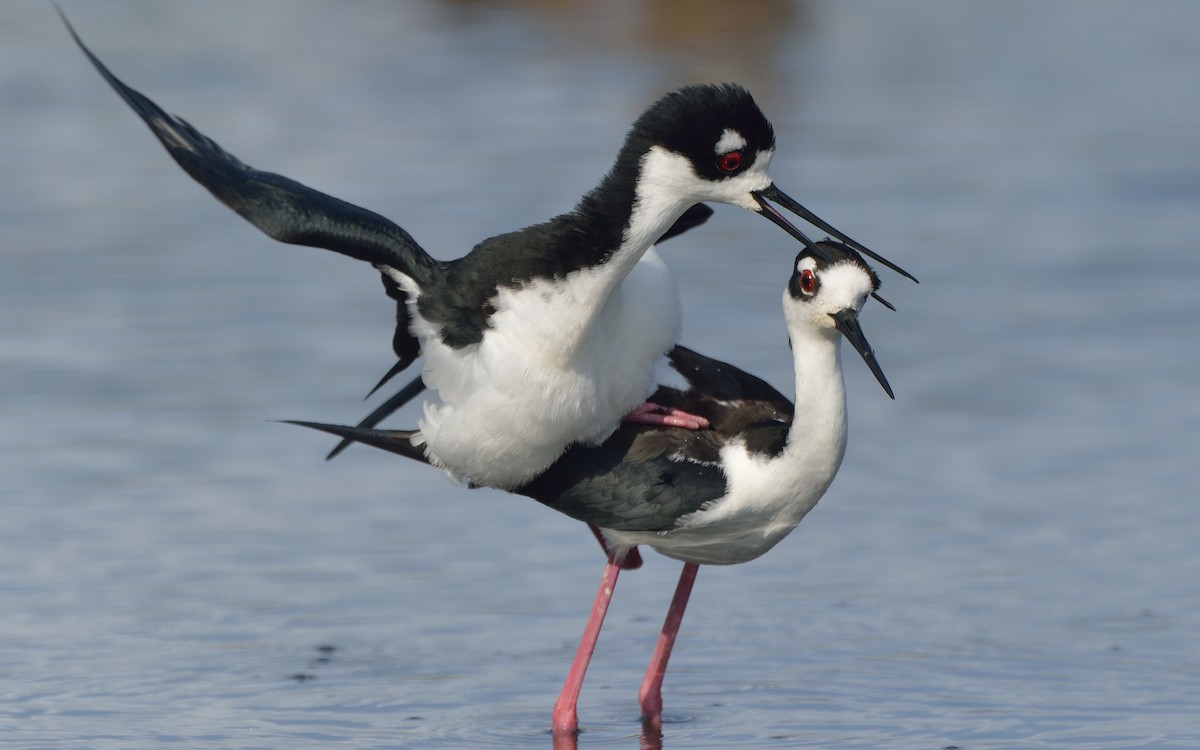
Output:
829 309 894 399
755 185 918 284
752 191 837 263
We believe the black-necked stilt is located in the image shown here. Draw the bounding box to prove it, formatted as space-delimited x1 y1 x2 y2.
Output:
289 240 895 733
65 13 913 493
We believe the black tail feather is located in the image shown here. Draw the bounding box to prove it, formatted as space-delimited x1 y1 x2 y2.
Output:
284 420 430 464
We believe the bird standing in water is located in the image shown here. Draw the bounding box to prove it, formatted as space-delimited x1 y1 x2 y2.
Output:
291 240 896 733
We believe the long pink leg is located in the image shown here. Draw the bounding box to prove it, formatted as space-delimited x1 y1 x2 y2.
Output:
552 555 624 735
624 402 709 430
638 562 700 727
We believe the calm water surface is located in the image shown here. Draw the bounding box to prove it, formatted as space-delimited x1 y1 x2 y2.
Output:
3 1 1198 748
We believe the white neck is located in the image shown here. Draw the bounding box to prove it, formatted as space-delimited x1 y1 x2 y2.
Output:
619 166 695 275
539 153 695 359
779 322 849 502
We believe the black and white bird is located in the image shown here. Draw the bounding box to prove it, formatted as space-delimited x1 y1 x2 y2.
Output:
288 240 895 733
65 14 913 491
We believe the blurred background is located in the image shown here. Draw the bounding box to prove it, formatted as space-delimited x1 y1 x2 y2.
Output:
2 1 1198 747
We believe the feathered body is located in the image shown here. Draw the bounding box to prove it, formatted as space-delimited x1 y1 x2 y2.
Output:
67 15 905 491
293 242 892 565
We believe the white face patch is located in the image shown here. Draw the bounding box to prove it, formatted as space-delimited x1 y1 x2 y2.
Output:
817 262 874 314
630 145 775 238
784 258 876 335
714 128 748 155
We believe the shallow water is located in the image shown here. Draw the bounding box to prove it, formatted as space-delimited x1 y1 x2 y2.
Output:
3 1 1199 747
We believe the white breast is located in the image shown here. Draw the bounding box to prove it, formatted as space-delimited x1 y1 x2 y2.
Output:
601 432 845 566
603 328 852 566
392 248 681 489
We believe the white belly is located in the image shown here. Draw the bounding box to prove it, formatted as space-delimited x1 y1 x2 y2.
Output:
602 429 847 566
398 249 680 489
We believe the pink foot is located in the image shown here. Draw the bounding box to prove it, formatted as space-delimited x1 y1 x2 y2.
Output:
624 402 709 430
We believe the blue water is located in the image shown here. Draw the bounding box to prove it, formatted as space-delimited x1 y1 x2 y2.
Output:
3 1 1198 747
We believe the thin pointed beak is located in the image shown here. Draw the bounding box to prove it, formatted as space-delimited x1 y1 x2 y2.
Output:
751 190 836 263
754 185 918 283
871 292 896 311
829 308 894 399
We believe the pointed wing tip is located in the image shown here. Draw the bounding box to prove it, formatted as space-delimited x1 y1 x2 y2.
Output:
56 4 78 39
276 420 356 459
59 7 117 80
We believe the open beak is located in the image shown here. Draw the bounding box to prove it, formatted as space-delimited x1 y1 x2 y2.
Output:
829 308 894 399
753 184 918 283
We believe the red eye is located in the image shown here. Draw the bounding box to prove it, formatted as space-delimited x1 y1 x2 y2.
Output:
799 268 816 294
717 151 743 173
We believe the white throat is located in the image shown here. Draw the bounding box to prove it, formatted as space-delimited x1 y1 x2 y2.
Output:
784 324 849 473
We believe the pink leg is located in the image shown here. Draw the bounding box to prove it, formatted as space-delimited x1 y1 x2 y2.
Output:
552 555 624 736
624 402 709 430
638 562 700 728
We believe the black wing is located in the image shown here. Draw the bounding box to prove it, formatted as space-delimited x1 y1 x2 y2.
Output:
65 10 436 281
667 345 791 412
663 346 794 458
515 425 728 531
288 419 727 532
